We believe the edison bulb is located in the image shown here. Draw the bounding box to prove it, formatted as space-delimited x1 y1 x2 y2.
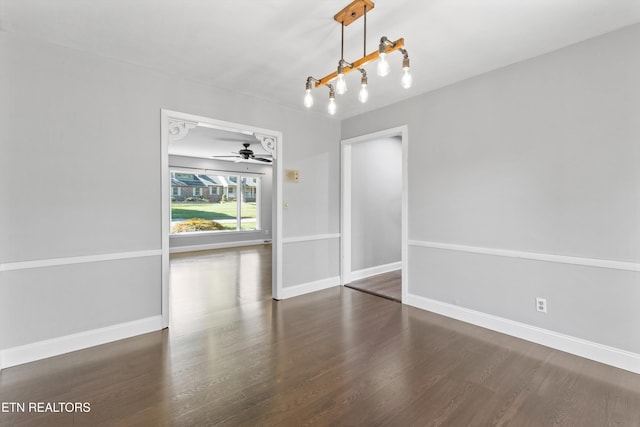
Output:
328 98 337 115
401 67 413 89
303 89 313 108
377 52 390 77
358 84 368 103
336 73 347 95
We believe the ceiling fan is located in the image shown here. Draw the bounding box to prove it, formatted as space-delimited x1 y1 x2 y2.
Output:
211 143 272 163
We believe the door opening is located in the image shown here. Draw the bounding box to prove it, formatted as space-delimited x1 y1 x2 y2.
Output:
160 110 283 328
341 126 408 302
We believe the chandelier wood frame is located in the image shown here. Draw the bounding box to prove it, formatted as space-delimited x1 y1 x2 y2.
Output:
304 0 412 114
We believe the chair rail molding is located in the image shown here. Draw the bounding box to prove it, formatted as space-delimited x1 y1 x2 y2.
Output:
0 249 162 272
408 240 640 272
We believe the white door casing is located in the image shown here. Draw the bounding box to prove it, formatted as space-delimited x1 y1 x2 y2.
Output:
160 109 284 328
340 125 408 302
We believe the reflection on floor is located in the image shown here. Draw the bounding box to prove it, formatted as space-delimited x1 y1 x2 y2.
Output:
346 269 401 302
170 244 272 330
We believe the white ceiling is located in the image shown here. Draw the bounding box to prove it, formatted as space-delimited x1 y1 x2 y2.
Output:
170 125 273 163
1 0 639 119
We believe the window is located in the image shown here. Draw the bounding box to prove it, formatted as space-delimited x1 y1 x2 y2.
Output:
239 177 257 229
170 171 261 234
172 187 181 196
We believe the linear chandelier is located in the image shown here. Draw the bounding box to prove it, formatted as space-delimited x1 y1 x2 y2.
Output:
304 0 411 115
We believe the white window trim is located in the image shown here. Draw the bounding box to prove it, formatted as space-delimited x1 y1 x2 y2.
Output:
170 172 262 234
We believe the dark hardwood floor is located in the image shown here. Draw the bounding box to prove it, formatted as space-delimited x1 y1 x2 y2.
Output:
346 270 402 302
1 244 640 426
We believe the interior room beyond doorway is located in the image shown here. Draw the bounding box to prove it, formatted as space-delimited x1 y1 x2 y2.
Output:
342 132 404 302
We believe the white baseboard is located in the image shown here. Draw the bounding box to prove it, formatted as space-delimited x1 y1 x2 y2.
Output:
0 315 163 370
351 261 401 281
169 239 269 254
280 276 341 299
404 293 640 375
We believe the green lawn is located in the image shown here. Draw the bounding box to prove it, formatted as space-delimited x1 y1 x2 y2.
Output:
171 202 256 221
171 202 257 232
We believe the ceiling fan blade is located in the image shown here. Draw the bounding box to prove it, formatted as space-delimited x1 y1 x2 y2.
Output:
212 143 272 163
215 138 256 144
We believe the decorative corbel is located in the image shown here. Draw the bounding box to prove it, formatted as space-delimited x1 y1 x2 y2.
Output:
255 134 277 160
168 119 198 141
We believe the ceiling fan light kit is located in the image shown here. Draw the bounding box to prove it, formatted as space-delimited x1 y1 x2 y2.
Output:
304 0 411 115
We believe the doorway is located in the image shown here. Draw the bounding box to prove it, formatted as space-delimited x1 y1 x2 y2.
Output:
341 126 408 302
160 110 283 328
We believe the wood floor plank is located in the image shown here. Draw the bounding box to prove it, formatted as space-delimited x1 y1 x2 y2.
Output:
346 269 402 302
1 244 639 426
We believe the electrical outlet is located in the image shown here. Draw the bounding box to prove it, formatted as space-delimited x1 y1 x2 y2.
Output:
536 297 547 313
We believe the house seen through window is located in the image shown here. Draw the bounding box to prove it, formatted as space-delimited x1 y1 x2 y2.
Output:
170 172 259 234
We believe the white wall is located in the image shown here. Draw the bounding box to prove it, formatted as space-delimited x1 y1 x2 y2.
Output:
342 24 640 359
351 137 402 272
168 155 273 250
0 31 340 363
281 121 342 294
